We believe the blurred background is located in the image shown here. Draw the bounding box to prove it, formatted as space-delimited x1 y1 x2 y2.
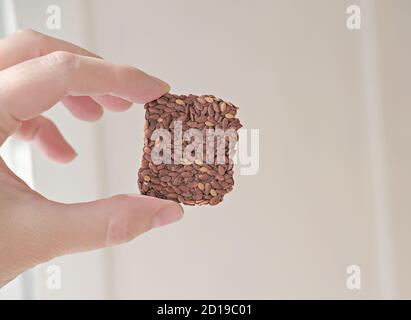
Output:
0 0 410 299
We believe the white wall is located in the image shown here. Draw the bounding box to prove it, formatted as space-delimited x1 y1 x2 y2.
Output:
88 0 409 299
3 0 410 299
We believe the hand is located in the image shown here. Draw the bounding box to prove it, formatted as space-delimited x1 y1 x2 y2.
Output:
0 30 184 287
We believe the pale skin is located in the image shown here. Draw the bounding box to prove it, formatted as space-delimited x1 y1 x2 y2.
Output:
0 30 184 288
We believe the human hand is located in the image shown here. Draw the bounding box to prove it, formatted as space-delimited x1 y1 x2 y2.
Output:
0 30 184 287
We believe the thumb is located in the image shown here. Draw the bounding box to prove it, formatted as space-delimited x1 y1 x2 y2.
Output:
38 194 184 257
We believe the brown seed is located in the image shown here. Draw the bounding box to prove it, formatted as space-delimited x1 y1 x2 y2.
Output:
149 107 162 114
141 160 149 168
216 189 227 196
188 182 198 189
210 197 220 205
197 115 207 122
220 102 227 113
219 181 229 188
175 105 185 112
179 185 189 193
225 113 234 119
193 194 203 201
149 162 158 173
175 99 185 105
211 181 222 189
187 121 199 128
148 114 160 120
199 167 208 173
181 192 191 197
181 171 193 178
143 176 151 182
207 169 217 176
218 165 225 175
171 186 181 194
197 97 206 104
144 128 153 137
194 101 204 110
204 97 214 103
159 169 169 176
160 176 172 182
151 177 160 184
157 98 168 105
205 121 214 127
210 189 217 197
212 102 219 113
208 105 215 116
204 183 211 195
197 182 205 191
206 115 215 122
216 174 225 181
171 176 181 186
222 118 229 129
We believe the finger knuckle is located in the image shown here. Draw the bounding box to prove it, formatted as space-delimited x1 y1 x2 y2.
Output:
41 51 78 70
16 28 40 39
104 196 150 246
15 29 44 55
0 109 19 145
105 213 135 246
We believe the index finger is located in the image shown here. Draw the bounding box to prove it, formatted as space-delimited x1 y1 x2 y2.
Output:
0 29 144 117
0 29 100 70
0 51 170 144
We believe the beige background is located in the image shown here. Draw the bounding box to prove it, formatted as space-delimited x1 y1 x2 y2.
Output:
2 0 410 299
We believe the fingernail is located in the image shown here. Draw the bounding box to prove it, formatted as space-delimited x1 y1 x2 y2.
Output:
150 75 170 92
70 150 78 161
152 203 184 229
